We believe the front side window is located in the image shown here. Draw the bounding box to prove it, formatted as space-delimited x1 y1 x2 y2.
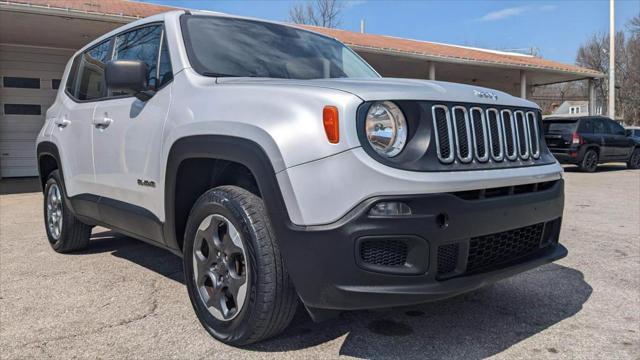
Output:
73 40 112 101
181 16 379 79
157 35 173 88
607 120 625 136
114 25 163 90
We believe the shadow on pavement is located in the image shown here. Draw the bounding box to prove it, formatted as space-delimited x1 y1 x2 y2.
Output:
81 230 591 359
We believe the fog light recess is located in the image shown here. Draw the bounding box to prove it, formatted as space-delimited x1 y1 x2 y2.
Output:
369 202 412 217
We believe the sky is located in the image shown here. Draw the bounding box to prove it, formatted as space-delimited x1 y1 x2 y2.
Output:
141 0 639 65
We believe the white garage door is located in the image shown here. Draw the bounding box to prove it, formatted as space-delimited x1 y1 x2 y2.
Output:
0 44 73 178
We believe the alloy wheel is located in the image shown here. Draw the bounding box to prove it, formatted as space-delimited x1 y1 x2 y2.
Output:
46 184 63 240
585 151 598 171
193 214 248 321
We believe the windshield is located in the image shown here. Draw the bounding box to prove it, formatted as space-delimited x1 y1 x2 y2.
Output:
181 15 380 80
543 121 577 134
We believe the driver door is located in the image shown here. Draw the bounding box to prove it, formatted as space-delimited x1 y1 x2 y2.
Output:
91 24 173 238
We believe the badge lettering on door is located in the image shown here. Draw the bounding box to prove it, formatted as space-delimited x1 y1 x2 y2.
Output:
137 179 156 188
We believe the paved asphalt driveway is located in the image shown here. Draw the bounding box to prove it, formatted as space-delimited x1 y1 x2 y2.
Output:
1 165 638 359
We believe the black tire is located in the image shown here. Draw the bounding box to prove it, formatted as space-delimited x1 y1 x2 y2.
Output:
627 148 640 169
43 170 92 253
183 185 297 345
579 149 599 173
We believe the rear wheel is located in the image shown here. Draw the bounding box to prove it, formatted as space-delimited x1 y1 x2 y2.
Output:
183 186 297 345
627 148 640 169
579 149 598 173
43 170 92 252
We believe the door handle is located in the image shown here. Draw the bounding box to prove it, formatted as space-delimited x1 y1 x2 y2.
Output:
93 116 113 129
54 118 71 128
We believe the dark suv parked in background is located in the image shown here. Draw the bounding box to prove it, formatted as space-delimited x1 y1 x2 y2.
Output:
543 116 640 172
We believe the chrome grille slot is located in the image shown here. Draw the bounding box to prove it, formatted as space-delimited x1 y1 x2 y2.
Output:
526 111 540 159
486 108 504 161
452 106 473 163
501 110 518 161
470 107 489 162
432 105 454 163
514 110 530 159
431 104 542 166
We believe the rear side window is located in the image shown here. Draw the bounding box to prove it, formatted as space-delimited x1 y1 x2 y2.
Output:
71 40 113 101
578 119 594 133
592 119 606 134
114 25 163 90
65 56 81 96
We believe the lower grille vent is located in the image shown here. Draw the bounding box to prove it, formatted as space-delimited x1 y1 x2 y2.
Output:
467 222 544 273
359 239 408 267
437 243 459 276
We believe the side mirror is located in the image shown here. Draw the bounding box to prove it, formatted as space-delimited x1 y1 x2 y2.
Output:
105 60 154 101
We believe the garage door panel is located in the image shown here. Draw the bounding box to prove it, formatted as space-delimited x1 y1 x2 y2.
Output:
1 121 45 134
0 60 67 73
0 69 66 80
0 45 68 177
1 88 59 98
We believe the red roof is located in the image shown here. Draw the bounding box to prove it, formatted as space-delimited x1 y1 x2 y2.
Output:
8 0 602 77
300 25 602 77
8 0 175 19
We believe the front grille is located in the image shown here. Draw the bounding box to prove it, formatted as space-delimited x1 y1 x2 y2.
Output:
437 243 459 275
432 105 541 165
467 222 544 273
359 239 408 267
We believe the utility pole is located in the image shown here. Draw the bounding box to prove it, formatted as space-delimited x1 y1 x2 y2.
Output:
360 19 365 33
609 0 615 119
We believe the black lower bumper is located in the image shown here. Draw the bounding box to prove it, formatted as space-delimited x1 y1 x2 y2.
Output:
275 179 566 311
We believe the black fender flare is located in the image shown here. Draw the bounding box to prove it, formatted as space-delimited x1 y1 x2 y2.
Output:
162 135 293 253
36 141 64 193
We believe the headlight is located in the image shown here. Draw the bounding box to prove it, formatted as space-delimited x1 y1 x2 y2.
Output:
365 101 407 157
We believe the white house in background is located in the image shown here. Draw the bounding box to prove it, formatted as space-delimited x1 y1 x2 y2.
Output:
551 101 603 118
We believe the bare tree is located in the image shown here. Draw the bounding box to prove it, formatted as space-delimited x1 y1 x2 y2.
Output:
628 13 640 35
576 18 640 124
289 0 344 28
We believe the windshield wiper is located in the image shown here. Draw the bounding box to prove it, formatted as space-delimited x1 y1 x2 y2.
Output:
202 72 245 78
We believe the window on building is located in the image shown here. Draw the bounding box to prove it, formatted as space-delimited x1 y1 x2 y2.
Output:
3 77 40 89
569 106 581 114
52 79 61 89
4 104 41 115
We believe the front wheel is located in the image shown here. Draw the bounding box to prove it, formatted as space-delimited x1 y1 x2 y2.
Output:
579 149 599 172
183 186 297 345
627 148 640 169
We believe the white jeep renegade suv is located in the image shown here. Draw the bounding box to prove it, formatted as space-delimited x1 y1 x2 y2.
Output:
36 10 567 345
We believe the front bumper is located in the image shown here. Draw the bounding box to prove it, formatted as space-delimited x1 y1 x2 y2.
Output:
277 179 566 311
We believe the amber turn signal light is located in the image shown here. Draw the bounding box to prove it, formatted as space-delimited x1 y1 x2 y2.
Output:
323 106 339 144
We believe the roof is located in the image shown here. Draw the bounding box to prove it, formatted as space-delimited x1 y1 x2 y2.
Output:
299 25 604 78
5 0 603 78
4 0 176 19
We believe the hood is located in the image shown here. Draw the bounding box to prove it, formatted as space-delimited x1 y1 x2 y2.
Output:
217 77 539 108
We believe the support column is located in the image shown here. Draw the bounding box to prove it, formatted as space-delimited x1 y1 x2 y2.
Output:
589 78 597 115
520 70 527 99
428 62 436 80
609 0 615 119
